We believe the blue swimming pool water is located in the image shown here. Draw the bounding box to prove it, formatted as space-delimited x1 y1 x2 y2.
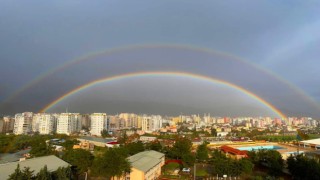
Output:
237 145 285 151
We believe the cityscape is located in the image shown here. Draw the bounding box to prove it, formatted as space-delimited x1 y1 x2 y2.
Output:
1 112 320 179
1 0 320 180
1 112 319 136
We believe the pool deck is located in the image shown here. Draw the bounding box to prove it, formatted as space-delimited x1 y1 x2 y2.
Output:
228 142 315 159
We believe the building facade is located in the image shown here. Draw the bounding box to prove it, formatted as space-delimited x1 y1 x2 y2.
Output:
13 112 33 135
90 113 108 136
56 113 80 135
38 113 56 134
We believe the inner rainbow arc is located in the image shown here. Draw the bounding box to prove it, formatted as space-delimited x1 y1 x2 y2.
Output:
40 71 287 120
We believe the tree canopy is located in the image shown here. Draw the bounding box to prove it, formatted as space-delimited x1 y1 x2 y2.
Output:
247 149 284 177
124 141 145 156
101 129 111 138
287 154 320 179
196 142 209 162
91 147 131 179
62 148 94 174
7 164 71 180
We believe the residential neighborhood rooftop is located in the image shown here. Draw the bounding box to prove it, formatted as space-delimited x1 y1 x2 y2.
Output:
0 155 70 180
128 150 164 173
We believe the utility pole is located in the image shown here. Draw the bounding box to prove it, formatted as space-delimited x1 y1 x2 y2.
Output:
194 163 196 180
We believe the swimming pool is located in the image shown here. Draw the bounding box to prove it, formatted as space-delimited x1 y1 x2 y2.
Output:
237 145 285 151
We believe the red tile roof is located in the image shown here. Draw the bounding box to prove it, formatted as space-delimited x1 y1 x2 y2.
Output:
220 145 248 157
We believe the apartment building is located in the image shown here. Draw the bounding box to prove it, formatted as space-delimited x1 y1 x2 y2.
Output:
56 113 80 135
13 112 33 135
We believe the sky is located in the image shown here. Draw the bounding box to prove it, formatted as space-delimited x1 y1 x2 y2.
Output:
0 0 320 117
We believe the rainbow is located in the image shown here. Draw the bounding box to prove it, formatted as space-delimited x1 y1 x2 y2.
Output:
40 71 287 119
4 44 247 102
5 44 320 112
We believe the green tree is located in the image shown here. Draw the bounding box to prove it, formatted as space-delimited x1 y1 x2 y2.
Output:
0 134 15 153
8 135 33 152
92 147 131 179
196 142 209 162
62 139 79 150
30 139 54 157
211 128 217 137
22 167 35 180
170 137 192 159
118 131 128 145
8 164 23 180
238 158 254 175
36 165 52 180
101 129 111 138
125 141 145 156
62 149 93 174
52 167 71 180
182 153 196 166
287 155 320 179
248 150 284 177
146 140 162 151
211 149 227 161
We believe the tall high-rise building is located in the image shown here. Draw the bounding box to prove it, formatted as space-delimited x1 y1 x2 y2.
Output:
32 114 41 132
142 115 163 132
0 118 3 133
2 116 14 133
13 112 33 135
90 113 109 136
38 113 56 134
56 113 80 135
81 114 90 130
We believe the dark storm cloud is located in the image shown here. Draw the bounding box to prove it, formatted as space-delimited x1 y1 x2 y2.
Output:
1 47 318 117
0 0 319 116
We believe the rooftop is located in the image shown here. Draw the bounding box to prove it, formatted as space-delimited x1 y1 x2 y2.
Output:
78 136 115 143
0 149 31 164
0 155 70 179
301 138 320 146
220 145 248 156
128 150 164 173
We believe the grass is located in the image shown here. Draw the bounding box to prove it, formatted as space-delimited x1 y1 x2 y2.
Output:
196 169 208 177
160 174 191 180
164 162 180 171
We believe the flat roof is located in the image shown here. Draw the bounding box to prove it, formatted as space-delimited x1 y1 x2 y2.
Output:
0 155 70 179
128 150 164 173
78 136 115 143
0 149 31 164
301 138 320 146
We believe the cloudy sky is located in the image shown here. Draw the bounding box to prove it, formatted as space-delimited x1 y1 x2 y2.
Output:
0 0 319 117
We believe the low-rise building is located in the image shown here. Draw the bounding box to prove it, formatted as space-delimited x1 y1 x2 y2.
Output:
139 136 157 142
220 145 248 159
0 155 70 179
77 136 117 147
127 150 165 180
73 141 94 151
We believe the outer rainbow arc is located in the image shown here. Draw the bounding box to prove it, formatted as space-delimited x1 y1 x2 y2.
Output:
40 71 287 119
4 43 245 102
5 43 319 113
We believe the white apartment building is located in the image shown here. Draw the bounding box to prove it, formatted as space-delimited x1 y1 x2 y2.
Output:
32 114 41 132
90 113 109 136
142 115 151 132
2 116 15 133
56 113 80 135
13 112 33 135
0 119 3 133
142 115 163 132
38 114 56 134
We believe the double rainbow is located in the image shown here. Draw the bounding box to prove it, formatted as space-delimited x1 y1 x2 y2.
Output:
40 71 287 119
5 44 319 113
